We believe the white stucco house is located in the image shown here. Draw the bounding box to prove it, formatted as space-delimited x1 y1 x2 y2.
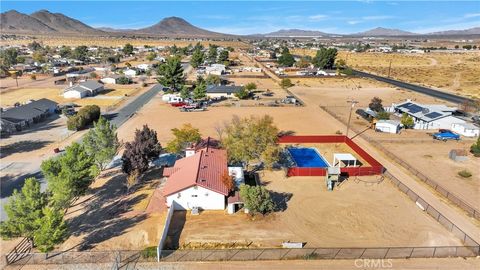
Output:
162 140 244 212
63 81 104 99
124 69 137 77
451 123 480 137
392 100 465 130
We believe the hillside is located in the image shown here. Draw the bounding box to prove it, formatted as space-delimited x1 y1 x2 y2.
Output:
30 9 102 34
0 10 56 33
353 27 417 36
264 29 334 37
133 17 226 37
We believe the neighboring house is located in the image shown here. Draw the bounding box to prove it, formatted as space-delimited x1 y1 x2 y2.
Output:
162 140 243 211
136 64 151 71
124 69 137 77
205 64 226 75
375 120 401 134
206 85 243 99
392 100 465 130
63 81 104 99
100 75 121 84
451 123 480 137
0 98 58 134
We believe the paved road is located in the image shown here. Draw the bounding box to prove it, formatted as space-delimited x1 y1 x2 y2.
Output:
0 85 162 221
353 69 474 104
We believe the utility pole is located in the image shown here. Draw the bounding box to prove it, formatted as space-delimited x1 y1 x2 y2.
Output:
346 100 359 138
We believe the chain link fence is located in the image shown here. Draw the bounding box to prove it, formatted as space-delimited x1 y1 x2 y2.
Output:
7 245 480 266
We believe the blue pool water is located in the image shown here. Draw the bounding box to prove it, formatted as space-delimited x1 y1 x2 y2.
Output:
287 147 329 168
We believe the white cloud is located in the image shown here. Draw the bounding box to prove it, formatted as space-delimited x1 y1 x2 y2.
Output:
308 14 328 21
464 13 480 18
347 20 362 25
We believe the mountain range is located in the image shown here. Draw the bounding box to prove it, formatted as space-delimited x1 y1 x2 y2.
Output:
1 9 479 37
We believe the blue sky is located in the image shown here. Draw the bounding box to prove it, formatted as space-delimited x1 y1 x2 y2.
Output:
2 1 479 34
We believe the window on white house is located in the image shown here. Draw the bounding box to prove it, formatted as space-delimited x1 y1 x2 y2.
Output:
192 195 198 197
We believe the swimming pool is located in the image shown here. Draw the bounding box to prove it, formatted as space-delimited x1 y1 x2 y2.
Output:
287 147 329 168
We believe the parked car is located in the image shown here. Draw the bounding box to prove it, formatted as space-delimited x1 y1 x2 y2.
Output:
432 131 460 141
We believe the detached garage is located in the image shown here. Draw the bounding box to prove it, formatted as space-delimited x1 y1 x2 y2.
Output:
375 120 401 134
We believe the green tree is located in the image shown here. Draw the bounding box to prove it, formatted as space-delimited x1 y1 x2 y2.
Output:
207 44 218 63
72 45 89 62
470 136 480 157
33 207 67 252
369 97 384 112
83 117 119 170
0 48 18 68
190 47 205 68
59 46 72 58
156 56 185 91
42 143 98 209
28 41 43 51
234 87 251 99
312 48 338 69
0 178 46 239
239 184 275 215
376 111 390 120
222 115 280 167
166 123 202 154
279 78 293 89
146 52 157 62
205 74 221 85
244 82 257 91
193 80 207 100
218 50 229 64
123 43 134 55
401 113 414 129
180 85 191 99
117 76 132 84
277 47 295 67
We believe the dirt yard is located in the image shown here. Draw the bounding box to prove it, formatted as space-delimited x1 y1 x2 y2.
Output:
292 49 480 99
0 84 145 110
59 168 166 251
168 171 462 248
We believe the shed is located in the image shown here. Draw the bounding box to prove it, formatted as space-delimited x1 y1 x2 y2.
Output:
449 149 468 162
375 120 401 134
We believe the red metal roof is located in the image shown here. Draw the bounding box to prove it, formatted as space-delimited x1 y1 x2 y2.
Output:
162 148 229 197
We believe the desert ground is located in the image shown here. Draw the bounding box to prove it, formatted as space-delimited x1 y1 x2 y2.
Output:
170 172 462 249
110 76 473 251
59 167 167 251
290 78 479 213
0 78 148 111
292 49 480 99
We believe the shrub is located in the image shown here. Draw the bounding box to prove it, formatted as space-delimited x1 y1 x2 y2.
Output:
117 76 132 85
234 87 250 99
141 246 158 258
279 78 293 89
376 111 390 120
470 136 480 157
30 74 37 80
239 184 275 215
66 105 100 131
458 170 472 178
244 82 257 91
